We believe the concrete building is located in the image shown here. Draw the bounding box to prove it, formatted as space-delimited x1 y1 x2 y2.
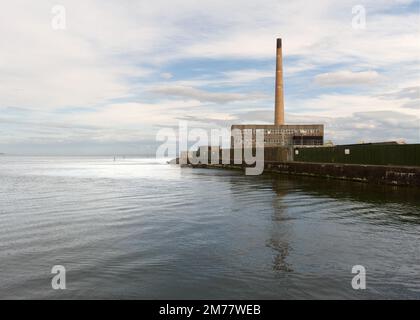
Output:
231 38 324 148
231 124 324 148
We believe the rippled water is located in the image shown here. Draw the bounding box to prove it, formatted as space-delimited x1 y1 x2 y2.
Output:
0 156 419 299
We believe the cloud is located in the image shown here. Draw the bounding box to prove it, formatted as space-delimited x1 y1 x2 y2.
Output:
205 109 420 144
0 0 419 153
149 85 267 103
314 70 380 86
325 111 420 143
222 69 273 84
160 72 173 80
378 86 420 100
161 69 274 90
285 110 419 144
401 100 420 109
376 86 420 110
289 91 420 118
0 1 158 110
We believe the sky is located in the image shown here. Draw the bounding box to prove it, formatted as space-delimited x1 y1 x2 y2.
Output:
0 0 419 155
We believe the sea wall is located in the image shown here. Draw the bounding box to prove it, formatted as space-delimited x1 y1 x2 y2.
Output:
187 162 420 187
267 162 420 187
182 143 420 187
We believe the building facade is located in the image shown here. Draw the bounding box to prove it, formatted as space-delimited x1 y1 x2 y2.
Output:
231 124 324 148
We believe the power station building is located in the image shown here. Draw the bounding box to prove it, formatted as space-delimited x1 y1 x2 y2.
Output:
231 39 324 148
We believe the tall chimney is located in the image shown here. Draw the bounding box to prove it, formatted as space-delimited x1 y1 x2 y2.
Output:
274 38 285 125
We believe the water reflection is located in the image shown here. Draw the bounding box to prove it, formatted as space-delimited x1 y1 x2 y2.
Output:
268 183 294 273
270 174 420 225
267 238 293 272
1 159 419 299
267 174 420 298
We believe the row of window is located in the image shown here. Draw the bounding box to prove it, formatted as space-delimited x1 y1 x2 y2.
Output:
264 138 288 144
267 129 320 134
235 129 321 135
232 138 323 145
293 140 323 146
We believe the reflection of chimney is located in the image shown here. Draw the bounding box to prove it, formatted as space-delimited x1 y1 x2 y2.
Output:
274 38 284 125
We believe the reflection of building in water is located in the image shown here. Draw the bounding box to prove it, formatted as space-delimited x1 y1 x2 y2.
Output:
267 238 293 272
231 39 324 149
266 178 294 273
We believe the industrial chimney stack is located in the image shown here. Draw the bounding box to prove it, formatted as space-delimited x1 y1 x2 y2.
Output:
274 38 285 125
231 38 324 150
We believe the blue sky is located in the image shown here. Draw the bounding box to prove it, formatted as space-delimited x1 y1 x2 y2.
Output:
0 0 419 155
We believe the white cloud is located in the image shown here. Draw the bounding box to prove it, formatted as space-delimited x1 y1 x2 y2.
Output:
149 85 267 103
160 72 173 80
0 0 419 152
378 86 420 100
222 69 273 84
314 70 380 86
290 92 420 118
402 100 420 109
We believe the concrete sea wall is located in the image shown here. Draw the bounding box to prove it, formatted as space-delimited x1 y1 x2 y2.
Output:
182 143 420 187
186 162 420 188
267 162 420 187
